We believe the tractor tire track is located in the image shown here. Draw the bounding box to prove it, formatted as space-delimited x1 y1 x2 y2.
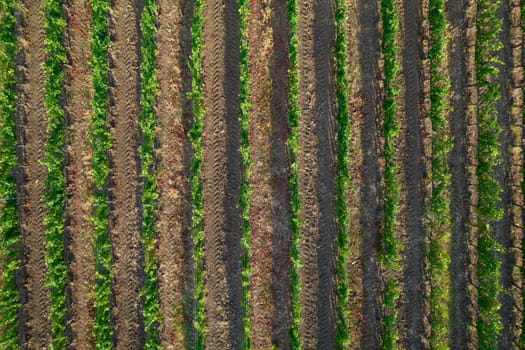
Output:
357 0 384 347
106 1 144 348
62 0 95 348
400 0 431 347
155 0 194 348
494 1 523 348
269 0 293 347
296 0 338 348
447 0 479 348
201 0 242 347
13 1 51 347
246 0 277 347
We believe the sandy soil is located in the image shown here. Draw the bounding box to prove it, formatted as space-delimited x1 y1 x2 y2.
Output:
106 1 143 348
62 1 95 348
13 1 51 347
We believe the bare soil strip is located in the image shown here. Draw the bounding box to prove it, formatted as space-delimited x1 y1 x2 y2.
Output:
268 0 292 347
13 1 51 347
345 1 365 346
62 1 95 348
495 1 523 348
356 0 384 347
400 0 431 347
201 0 242 347
154 0 194 348
295 0 338 347
107 1 143 348
447 0 479 348
246 0 275 347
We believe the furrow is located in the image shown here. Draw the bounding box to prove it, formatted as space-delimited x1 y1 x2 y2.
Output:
201 0 242 347
447 0 479 348
155 0 194 348
356 0 384 347
296 0 338 347
401 0 430 347
245 0 275 347
107 1 143 348
13 1 51 347
268 0 293 347
62 1 95 347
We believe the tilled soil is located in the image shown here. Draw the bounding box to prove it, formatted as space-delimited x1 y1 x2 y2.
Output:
268 0 293 347
201 0 242 347
246 0 278 347
106 1 143 348
13 1 51 347
4 1 525 349
400 0 431 348
154 0 194 348
62 0 95 348
296 0 338 347
356 0 384 347
447 0 479 348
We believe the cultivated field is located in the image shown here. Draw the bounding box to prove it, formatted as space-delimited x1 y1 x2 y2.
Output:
0 0 523 349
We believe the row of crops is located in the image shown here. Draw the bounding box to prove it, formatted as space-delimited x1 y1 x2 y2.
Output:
0 0 517 349
0 0 20 348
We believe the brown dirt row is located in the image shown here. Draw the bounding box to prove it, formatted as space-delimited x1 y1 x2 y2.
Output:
13 1 51 347
345 0 364 347
447 0 479 348
296 0 338 347
399 0 431 348
268 0 292 347
356 0 384 347
494 1 523 348
201 0 242 347
62 0 95 348
154 0 195 348
106 1 143 348
245 0 276 347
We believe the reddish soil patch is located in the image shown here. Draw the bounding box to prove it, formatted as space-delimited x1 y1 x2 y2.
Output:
154 0 195 348
13 1 51 347
106 1 143 348
62 1 95 348
201 0 242 347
